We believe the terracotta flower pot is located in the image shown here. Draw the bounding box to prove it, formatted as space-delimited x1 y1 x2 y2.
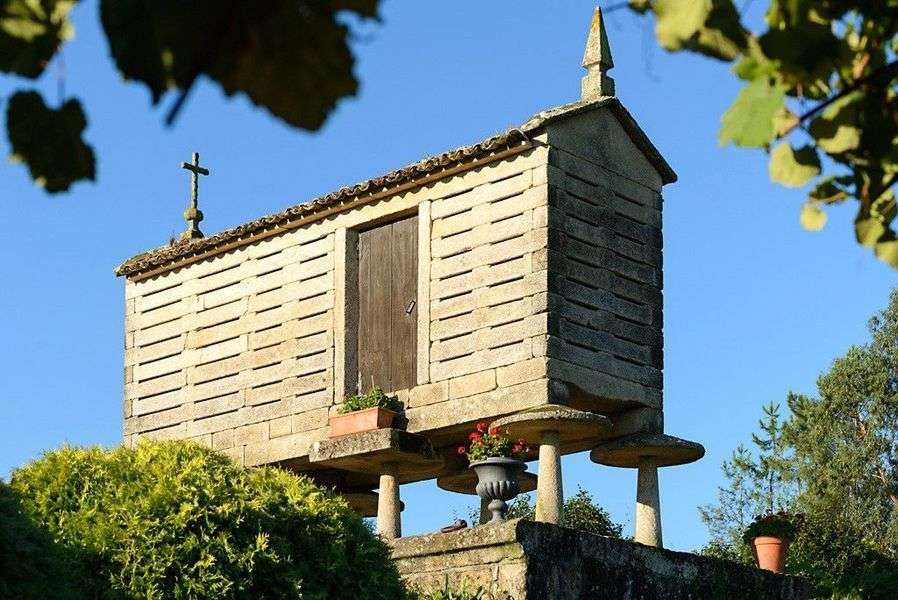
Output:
752 535 789 573
469 457 527 523
328 407 396 438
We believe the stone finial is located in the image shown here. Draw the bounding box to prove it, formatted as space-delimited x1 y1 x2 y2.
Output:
581 6 615 99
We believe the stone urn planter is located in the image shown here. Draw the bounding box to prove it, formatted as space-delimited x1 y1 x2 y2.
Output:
328 407 397 438
751 535 789 573
469 457 527 523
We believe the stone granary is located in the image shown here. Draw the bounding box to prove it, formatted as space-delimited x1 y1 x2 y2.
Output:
115 8 701 546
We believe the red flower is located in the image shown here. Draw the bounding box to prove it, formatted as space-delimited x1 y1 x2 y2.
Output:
468 432 482 442
512 444 522 453
476 422 487 433
517 438 526 446
488 427 499 436
457 446 466 455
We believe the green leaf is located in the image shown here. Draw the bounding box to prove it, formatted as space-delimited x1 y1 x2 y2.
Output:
808 92 863 155
800 202 827 231
6 90 95 193
808 176 849 204
628 0 652 14
769 143 821 188
0 0 77 78
654 0 746 61
100 0 379 131
654 0 711 50
874 240 898 268
684 0 748 61
720 77 786 148
758 24 840 86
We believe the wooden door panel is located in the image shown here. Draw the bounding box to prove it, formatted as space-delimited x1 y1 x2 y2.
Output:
390 215 418 391
358 224 393 391
357 214 418 393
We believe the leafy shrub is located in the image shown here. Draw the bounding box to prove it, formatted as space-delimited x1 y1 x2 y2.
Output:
413 577 487 600
9 441 408 600
503 488 623 538
0 481 98 600
339 386 403 414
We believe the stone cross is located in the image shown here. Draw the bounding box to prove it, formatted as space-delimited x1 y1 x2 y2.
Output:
180 152 210 241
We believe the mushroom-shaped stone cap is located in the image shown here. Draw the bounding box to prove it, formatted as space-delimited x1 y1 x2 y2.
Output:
437 469 538 495
341 491 404 518
490 405 611 446
590 433 704 468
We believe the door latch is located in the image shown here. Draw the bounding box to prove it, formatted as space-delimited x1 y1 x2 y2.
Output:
405 300 416 315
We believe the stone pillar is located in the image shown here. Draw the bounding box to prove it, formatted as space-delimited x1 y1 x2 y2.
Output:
535 430 563 524
479 497 491 525
377 462 401 539
635 457 662 547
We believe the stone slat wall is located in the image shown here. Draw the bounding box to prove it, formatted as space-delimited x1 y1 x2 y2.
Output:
124 226 337 465
123 146 554 465
401 151 552 434
545 145 664 410
121 108 669 468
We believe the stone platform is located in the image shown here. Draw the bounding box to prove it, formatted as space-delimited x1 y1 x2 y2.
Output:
391 520 808 599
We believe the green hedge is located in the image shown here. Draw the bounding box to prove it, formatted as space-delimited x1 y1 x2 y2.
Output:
7 441 407 600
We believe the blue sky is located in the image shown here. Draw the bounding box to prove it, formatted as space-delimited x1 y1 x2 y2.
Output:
0 1 894 552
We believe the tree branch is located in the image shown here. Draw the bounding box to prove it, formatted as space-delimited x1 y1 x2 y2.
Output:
779 59 898 139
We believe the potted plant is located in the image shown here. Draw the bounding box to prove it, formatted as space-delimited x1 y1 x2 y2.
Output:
458 423 529 523
743 511 800 573
329 386 403 438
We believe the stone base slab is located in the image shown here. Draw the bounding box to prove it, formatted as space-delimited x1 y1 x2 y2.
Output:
391 520 808 599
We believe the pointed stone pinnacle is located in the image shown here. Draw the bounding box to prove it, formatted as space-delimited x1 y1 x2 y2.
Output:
581 6 616 99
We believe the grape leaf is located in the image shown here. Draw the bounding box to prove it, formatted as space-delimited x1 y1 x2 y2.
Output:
809 93 862 155
800 203 827 231
720 77 786 148
0 0 77 78
100 0 379 131
6 90 95 193
769 143 821 188
654 0 711 51
654 0 745 61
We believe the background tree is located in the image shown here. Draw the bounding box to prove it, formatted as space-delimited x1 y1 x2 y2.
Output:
699 402 797 563
699 289 898 598
0 0 379 193
626 0 898 268
502 487 624 538
8 440 408 599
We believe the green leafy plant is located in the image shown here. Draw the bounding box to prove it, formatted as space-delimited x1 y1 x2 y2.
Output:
8 440 407 600
457 422 528 462
699 287 898 596
0 480 98 600
414 577 487 600
742 511 800 543
502 487 624 538
626 0 898 268
338 385 403 414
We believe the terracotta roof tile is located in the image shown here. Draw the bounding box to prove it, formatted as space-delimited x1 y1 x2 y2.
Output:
116 97 674 278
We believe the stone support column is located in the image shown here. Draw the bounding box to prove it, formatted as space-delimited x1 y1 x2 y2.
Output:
635 457 662 547
377 462 401 539
479 497 491 525
535 430 563 524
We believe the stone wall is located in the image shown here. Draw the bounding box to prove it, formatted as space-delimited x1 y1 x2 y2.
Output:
544 109 664 413
122 145 553 465
392 520 809 600
120 102 674 471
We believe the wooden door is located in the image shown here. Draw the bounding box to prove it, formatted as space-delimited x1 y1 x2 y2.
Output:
357 214 418 393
